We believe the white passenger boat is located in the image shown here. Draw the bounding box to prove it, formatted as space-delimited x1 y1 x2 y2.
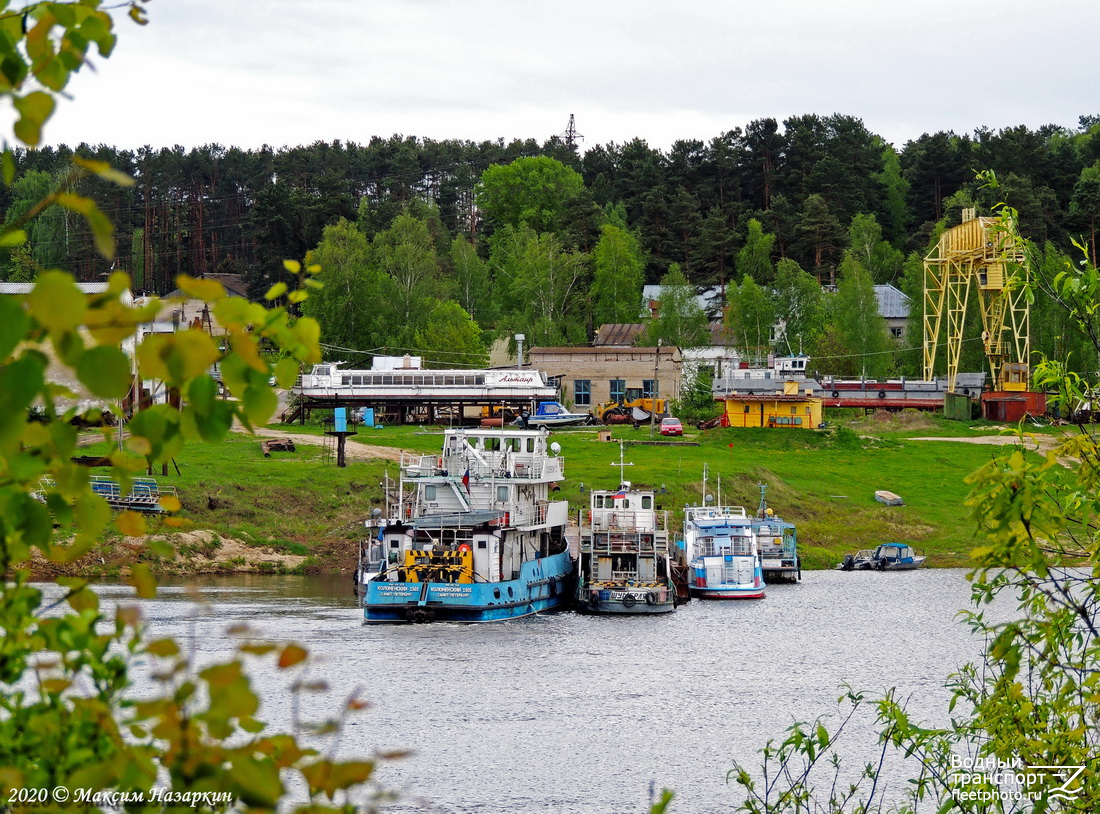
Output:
682 467 764 600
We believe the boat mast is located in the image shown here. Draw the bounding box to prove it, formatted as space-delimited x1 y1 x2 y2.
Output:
611 441 634 488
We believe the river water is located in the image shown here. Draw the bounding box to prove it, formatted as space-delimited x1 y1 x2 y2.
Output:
78 569 996 813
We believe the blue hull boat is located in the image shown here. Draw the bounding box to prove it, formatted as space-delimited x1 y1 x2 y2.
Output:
359 427 575 624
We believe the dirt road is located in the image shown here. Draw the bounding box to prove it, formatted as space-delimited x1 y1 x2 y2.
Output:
238 425 409 463
909 433 1072 465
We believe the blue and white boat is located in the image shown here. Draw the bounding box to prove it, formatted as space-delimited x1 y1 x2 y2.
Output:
359 427 574 623
576 444 677 614
682 467 765 599
518 401 593 429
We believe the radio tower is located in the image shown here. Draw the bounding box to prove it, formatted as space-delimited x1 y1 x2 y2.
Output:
559 114 583 149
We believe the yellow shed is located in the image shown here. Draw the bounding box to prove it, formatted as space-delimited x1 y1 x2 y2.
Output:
719 384 823 429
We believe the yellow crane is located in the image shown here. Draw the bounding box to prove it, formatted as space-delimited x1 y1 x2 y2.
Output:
922 208 1030 393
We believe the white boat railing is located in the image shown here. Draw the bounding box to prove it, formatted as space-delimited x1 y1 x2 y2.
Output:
685 505 749 521
402 451 565 482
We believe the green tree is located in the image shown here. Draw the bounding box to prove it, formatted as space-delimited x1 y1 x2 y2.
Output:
412 300 488 368
1069 161 1100 266
490 225 587 347
827 253 893 377
301 218 387 353
793 194 845 283
476 155 586 235
448 235 493 328
726 273 776 359
847 212 903 284
2 169 68 273
640 263 709 349
372 211 443 344
590 222 645 326
735 218 776 284
772 258 823 356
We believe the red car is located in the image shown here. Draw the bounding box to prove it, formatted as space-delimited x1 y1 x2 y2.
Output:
659 417 683 436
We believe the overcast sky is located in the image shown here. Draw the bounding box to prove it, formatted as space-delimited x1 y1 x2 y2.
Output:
37 0 1099 155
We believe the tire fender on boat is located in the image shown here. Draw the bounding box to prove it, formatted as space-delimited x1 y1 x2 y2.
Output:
622 594 637 608
645 592 658 606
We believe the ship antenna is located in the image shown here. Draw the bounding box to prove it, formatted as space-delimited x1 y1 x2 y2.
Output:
611 441 634 488
757 482 768 518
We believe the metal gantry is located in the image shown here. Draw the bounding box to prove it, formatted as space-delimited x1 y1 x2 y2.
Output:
922 209 1030 392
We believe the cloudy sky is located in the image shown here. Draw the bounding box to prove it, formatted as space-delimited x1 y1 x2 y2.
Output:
39 0 1098 154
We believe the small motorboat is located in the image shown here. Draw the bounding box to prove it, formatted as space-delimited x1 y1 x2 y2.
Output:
517 401 594 428
837 542 926 571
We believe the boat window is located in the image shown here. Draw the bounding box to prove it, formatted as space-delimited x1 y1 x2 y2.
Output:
496 485 509 502
595 495 604 508
485 438 500 451
620 498 630 508
642 495 652 509
424 485 437 500
316 366 329 377
526 438 535 452
477 540 487 549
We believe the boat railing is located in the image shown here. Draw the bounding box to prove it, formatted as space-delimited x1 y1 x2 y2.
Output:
590 510 666 534
686 505 749 521
402 452 564 481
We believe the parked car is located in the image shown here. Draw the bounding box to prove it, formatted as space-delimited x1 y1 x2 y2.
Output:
659 416 683 436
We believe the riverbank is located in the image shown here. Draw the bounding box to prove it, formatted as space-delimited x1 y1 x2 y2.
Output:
38 410 1073 579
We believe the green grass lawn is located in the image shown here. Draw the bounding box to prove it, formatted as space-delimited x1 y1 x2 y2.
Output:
76 409 1076 572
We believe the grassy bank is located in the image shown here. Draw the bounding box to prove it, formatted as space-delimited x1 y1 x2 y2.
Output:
62 410 1069 576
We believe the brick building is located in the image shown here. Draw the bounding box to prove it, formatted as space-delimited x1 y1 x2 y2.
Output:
527 343 681 413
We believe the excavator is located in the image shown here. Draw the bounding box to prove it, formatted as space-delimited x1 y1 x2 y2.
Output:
597 396 667 426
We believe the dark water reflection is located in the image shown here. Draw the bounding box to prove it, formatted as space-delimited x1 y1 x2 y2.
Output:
76 570 994 813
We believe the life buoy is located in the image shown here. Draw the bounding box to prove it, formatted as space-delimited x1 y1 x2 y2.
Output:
457 543 472 554
622 594 637 608
831 390 839 398
877 390 886 399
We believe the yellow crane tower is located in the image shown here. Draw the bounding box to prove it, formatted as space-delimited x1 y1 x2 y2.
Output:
922 208 1031 395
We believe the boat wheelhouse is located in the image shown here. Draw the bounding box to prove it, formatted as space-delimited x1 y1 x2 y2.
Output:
359 427 573 623
576 445 677 614
682 467 764 600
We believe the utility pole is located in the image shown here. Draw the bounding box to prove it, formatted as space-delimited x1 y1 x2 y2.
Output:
650 340 662 436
